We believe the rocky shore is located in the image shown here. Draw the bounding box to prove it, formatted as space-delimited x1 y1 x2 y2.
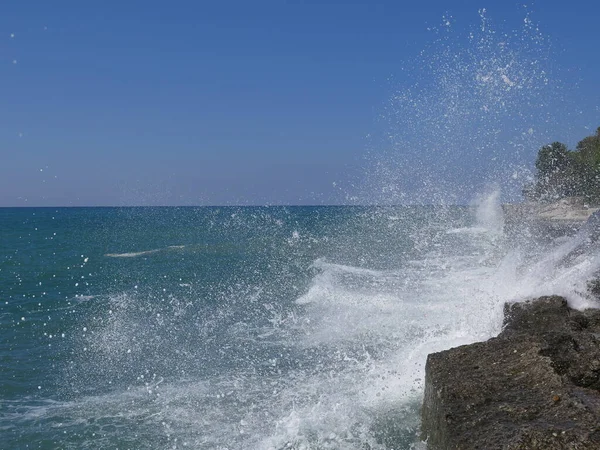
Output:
503 197 598 238
421 296 600 449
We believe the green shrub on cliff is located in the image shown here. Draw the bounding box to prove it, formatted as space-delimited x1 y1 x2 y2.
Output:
525 127 600 204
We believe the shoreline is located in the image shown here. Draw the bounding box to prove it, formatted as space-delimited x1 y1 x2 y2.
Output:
421 201 600 449
421 297 600 449
503 197 598 224
502 197 597 239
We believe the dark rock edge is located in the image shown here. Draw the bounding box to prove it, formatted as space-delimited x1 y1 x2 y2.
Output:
421 296 600 449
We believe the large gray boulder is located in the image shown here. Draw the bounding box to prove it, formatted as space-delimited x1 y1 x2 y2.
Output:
421 296 600 449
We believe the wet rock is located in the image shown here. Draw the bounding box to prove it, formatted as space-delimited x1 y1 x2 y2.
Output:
421 296 600 449
587 278 600 300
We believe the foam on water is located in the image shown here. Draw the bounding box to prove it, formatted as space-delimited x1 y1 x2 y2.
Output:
105 245 186 258
257 193 600 448
6 198 600 449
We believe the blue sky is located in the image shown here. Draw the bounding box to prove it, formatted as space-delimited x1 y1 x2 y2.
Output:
1 0 599 206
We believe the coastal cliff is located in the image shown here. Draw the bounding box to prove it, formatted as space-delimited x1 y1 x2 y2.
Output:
421 296 600 449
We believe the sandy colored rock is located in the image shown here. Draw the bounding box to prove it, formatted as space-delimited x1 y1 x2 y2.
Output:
537 197 599 222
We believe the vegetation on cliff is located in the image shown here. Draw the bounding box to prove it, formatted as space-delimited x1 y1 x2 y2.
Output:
524 127 600 204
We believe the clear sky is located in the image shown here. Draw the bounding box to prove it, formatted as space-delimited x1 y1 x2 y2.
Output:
2 0 599 206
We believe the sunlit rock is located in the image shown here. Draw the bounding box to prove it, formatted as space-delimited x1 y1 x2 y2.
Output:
422 296 600 449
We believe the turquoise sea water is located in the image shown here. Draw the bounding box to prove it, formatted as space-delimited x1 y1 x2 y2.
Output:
1 205 597 449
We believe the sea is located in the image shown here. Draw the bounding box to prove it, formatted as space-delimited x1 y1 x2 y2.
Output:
2 201 599 449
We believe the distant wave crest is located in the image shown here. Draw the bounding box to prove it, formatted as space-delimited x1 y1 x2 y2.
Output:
105 245 185 258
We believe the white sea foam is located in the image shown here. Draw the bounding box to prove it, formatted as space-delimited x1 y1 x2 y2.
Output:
24 197 600 449
105 245 185 258
445 226 492 234
256 191 600 448
105 249 161 258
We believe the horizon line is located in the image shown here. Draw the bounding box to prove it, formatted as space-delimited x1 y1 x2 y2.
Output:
0 203 481 208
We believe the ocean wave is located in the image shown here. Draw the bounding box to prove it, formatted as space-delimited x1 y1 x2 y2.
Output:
105 245 185 258
446 226 496 235
310 258 388 277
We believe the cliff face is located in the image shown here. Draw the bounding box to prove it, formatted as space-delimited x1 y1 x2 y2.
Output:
421 296 600 449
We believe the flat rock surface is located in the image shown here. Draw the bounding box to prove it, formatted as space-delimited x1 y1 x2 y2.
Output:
421 296 600 449
504 198 598 223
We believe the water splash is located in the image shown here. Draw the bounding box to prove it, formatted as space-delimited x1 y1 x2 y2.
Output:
364 7 565 205
473 187 504 233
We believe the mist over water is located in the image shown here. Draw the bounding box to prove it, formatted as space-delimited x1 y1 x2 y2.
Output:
3 7 600 450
